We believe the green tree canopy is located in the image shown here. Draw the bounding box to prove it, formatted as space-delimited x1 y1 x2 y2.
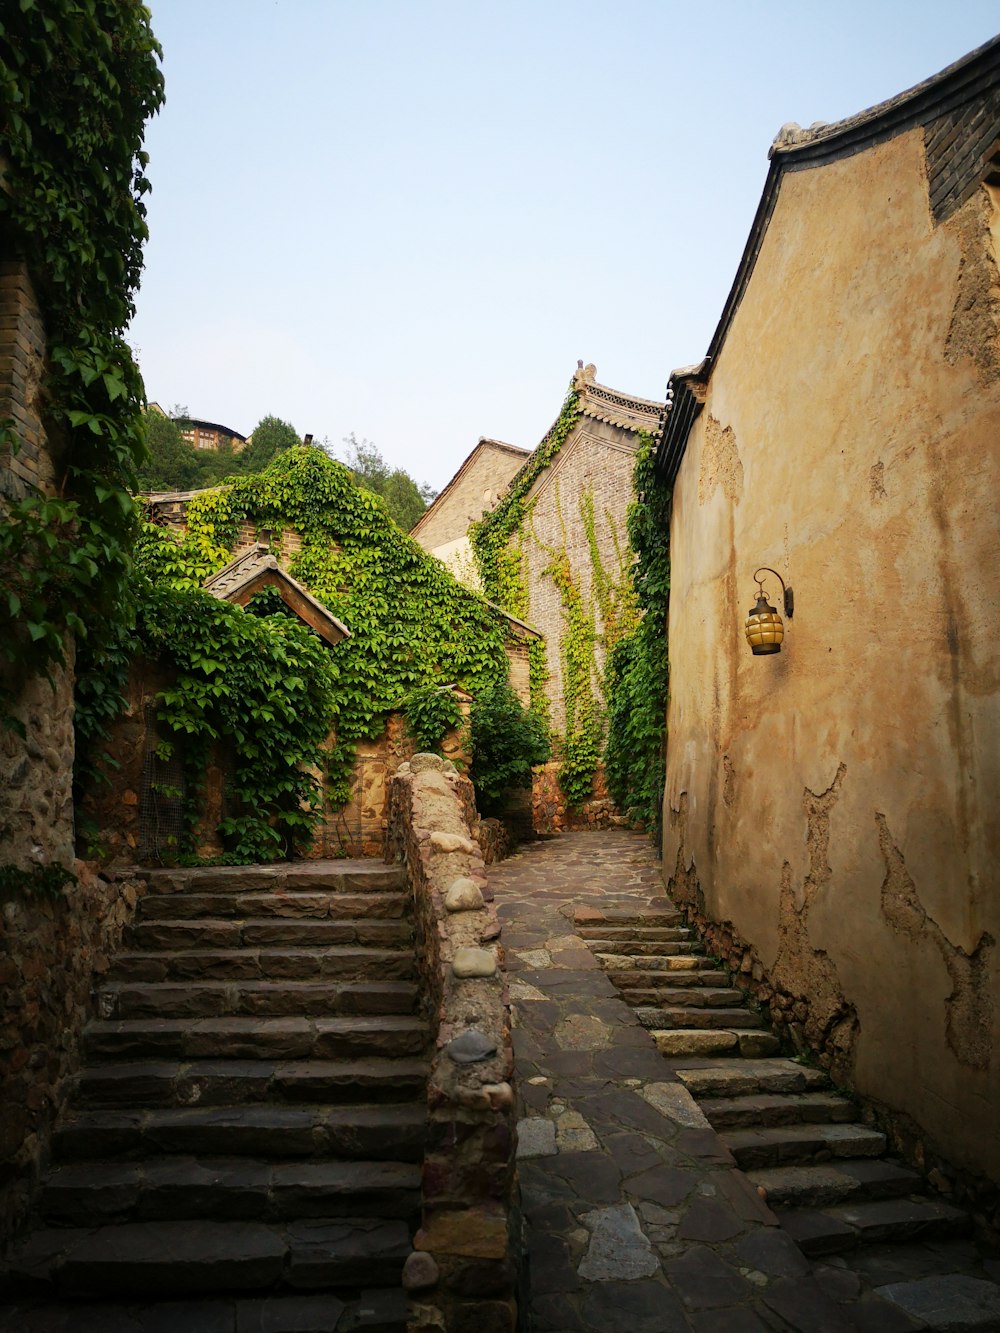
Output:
341 433 436 531
240 415 301 473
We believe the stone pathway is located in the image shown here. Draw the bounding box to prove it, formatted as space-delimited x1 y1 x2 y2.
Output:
490 831 992 1332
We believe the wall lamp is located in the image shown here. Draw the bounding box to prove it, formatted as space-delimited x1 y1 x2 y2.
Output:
745 567 793 655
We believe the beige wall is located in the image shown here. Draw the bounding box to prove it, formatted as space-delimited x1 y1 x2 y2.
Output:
412 443 525 549
662 129 1000 1181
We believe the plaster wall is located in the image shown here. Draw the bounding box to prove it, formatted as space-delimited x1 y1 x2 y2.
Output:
662 129 1000 1181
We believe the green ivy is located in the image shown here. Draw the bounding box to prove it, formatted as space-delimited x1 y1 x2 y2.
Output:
0 3 163 754
604 435 671 837
136 581 340 863
469 681 550 815
470 388 581 620
402 685 463 754
0 861 77 900
137 447 514 823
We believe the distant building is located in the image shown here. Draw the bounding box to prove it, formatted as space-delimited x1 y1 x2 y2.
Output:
147 404 246 453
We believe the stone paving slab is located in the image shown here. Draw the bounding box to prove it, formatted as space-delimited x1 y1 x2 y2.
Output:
488 831 933 1333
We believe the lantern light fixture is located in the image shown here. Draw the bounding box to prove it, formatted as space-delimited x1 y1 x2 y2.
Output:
745 567 793 655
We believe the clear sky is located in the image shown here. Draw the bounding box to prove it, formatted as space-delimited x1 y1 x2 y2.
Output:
130 1 1000 492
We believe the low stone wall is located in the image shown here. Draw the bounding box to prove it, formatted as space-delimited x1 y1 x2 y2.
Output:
0 860 148 1239
386 754 518 1333
531 761 633 834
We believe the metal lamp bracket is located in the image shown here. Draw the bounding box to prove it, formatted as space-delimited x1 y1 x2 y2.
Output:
754 567 793 619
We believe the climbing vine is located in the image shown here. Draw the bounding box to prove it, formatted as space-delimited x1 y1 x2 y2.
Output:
136 582 339 862
470 388 581 622
137 447 513 831
604 434 671 837
0 3 164 740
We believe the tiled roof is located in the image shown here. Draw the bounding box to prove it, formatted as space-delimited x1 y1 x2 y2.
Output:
203 545 350 647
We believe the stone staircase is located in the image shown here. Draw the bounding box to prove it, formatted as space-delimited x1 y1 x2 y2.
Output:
0 861 428 1330
576 901 1000 1324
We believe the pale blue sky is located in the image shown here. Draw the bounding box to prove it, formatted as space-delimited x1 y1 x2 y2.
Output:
131 1 1000 491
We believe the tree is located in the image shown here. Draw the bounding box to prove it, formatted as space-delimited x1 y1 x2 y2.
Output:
137 411 198 491
240 415 301 473
341 433 437 531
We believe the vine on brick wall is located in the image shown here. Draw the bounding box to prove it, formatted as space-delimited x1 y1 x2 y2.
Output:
0 4 163 747
604 434 671 837
136 583 339 862
137 447 513 830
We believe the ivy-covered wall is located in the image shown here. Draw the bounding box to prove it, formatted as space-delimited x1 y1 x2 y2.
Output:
124 446 516 860
0 2 163 871
471 385 651 808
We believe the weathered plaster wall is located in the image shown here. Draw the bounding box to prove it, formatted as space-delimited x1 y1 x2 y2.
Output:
522 424 639 734
662 130 1000 1182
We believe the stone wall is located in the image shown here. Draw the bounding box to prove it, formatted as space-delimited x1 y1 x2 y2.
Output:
386 754 518 1333
0 861 148 1237
662 128 1000 1183
531 762 631 835
82 661 473 864
0 260 78 874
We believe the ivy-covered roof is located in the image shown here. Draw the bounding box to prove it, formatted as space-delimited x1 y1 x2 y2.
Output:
203 544 350 647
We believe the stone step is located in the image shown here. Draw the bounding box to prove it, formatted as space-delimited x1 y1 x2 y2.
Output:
596 953 707 973
145 861 407 896
620 986 745 1008
674 1058 831 1098
636 1006 765 1031
746 1159 925 1209
0 1290 408 1331
608 968 729 990
125 917 414 952
99 979 420 1020
110 945 417 983
74 1057 429 1108
38 1156 422 1226
779 1197 971 1257
82 1014 428 1062
651 1029 782 1058
574 906 684 927
54 1102 427 1163
138 891 409 922
721 1122 887 1169
585 939 704 957
699 1090 858 1129
576 923 692 942
1 1217 412 1298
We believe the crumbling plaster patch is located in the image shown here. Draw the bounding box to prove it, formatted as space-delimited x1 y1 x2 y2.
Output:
877 811 994 1070
698 414 744 506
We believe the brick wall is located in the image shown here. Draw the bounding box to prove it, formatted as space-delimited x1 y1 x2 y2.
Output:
0 262 57 501
521 422 639 734
413 443 527 551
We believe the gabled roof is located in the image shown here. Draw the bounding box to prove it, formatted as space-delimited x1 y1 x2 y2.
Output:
410 438 530 537
572 362 663 433
654 34 1000 485
203 544 350 648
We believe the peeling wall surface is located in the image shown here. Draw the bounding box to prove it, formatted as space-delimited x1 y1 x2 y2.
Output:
662 128 1000 1181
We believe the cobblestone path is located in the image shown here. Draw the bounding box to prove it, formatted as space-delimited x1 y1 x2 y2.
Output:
490 830 959 1333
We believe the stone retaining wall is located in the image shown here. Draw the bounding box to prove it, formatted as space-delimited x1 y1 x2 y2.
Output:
386 754 518 1333
531 762 633 835
0 861 148 1239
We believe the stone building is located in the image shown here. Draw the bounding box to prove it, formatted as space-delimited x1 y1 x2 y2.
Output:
656 38 1000 1185
410 437 529 585
147 403 247 453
